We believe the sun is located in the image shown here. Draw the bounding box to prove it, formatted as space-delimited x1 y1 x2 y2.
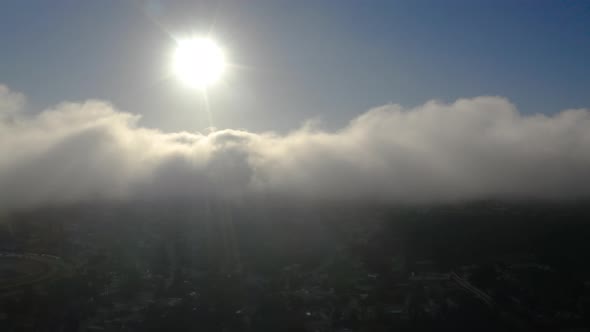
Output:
173 38 226 89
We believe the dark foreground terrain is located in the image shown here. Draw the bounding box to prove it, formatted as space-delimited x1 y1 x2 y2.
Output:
1 200 590 331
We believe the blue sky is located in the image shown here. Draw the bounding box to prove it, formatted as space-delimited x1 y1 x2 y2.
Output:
1 0 589 132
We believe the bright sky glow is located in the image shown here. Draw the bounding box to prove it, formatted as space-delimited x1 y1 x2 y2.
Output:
173 38 226 89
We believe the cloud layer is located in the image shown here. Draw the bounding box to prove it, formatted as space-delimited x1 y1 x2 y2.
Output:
1 84 590 211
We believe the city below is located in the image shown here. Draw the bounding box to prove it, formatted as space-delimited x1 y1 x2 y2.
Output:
1 200 589 331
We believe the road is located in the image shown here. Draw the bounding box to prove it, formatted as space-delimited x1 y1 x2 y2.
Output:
450 271 494 307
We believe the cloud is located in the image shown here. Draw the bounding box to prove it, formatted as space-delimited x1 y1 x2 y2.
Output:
0 84 26 120
1 84 590 212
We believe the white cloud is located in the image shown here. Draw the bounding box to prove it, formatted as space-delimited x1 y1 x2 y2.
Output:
1 84 590 212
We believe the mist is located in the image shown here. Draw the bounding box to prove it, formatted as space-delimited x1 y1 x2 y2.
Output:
2 84 590 213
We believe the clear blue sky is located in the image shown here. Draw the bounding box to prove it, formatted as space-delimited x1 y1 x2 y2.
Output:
1 0 589 132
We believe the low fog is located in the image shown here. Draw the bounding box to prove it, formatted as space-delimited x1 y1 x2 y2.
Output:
1 84 590 213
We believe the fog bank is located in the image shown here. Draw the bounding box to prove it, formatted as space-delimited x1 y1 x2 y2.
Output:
2 84 590 212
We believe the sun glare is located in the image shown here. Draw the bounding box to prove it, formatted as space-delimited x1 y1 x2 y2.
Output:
173 38 226 89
